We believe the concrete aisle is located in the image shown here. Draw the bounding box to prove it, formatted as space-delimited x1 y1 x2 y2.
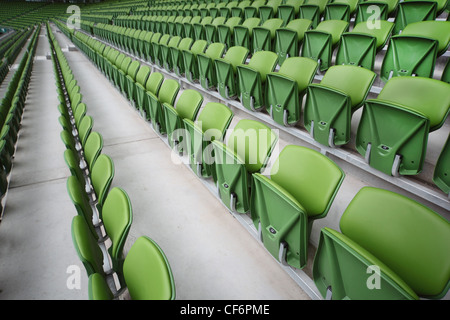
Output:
0 27 87 299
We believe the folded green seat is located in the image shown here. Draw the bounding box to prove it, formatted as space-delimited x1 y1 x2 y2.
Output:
205 16 227 44
251 145 344 269
433 133 450 197
259 0 284 24
335 20 394 71
392 0 448 34
274 18 312 65
313 186 450 300
380 20 450 82
303 65 376 148
299 0 331 28
197 42 226 90
277 0 304 25
217 16 243 49
252 18 284 53
356 76 450 176
266 57 318 127
324 0 359 21
215 46 250 100
183 102 234 178
301 19 349 72
88 236 175 300
212 119 278 214
182 39 208 83
163 89 204 149
233 17 261 53
138 72 164 119
237 50 279 112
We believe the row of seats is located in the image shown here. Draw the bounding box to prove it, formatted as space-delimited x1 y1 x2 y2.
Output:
46 23 176 300
72 17 450 194
55 19 450 300
86 11 450 82
0 25 39 221
0 27 33 66
100 0 450 35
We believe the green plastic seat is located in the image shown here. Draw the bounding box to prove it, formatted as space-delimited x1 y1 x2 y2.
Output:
147 79 180 135
175 16 192 38
442 58 450 84
205 16 227 44
217 16 243 49
77 115 93 147
82 131 103 173
244 0 267 19
259 0 284 23
88 273 114 300
355 76 450 176
392 0 448 34
251 145 344 269
354 0 399 24
182 39 208 83
67 175 98 240
433 133 450 196
183 102 234 178
304 65 376 147
124 61 140 100
197 42 226 90
132 65 151 110
212 119 278 214
117 56 132 93
313 186 450 300
301 19 349 71
233 17 261 53
71 215 105 277
215 46 250 100
163 89 204 149
154 34 171 68
237 51 279 112
266 57 318 126
161 35 181 72
184 16 201 39
148 33 162 64
88 236 175 300
220 1 239 19
168 16 184 36
277 0 305 25
171 37 194 77
142 72 164 119
335 20 394 71
299 0 331 28
90 154 115 219
101 187 133 285
252 18 284 52
274 18 312 64
324 0 359 21
380 21 450 82
193 16 213 41
231 0 252 18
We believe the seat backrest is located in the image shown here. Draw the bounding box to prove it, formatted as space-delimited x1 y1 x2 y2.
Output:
126 60 140 78
120 56 132 73
261 18 284 36
135 65 150 86
314 19 349 43
284 18 313 36
247 51 279 81
145 72 164 95
227 119 278 173
159 34 171 45
174 89 204 121
71 215 105 276
351 20 394 49
223 46 250 69
196 102 233 139
158 79 180 106
102 187 132 262
320 65 376 108
91 154 115 211
84 131 103 170
78 115 93 146
340 186 450 299
178 37 194 50
190 39 208 54
376 76 450 130
242 17 261 29
271 145 344 217
225 16 242 27
123 236 175 300
205 42 226 59
168 35 181 47
211 16 227 26
277 57 318 91
401 21 450 55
